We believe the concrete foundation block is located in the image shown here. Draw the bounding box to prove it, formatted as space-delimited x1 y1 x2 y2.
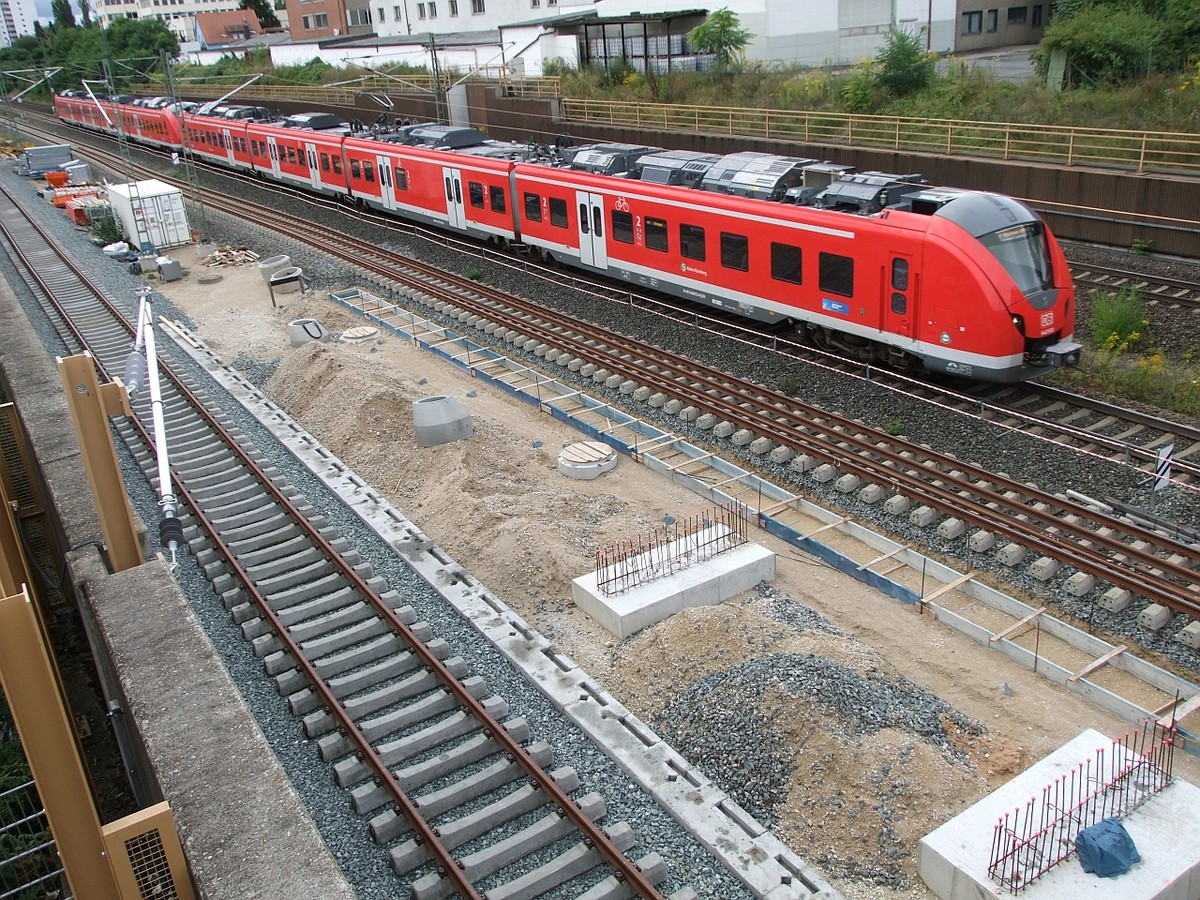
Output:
909 505 937 528
605 374 624 389
968 530 996 552
678 406 700 422
789 454 816 474
1028 556 1061 581
483 322 500 335
770 445 795 464
731 429 755 447
633 386 652 402
466 314 482 328
883 495 910 516
835 474 862 494
858 483 884 504
812 464 837 483
648 393 667 408
492 327 509 341
1064 572 1096 597
695 413 718 430
541 349 560 363
557 355 573 368
531 343 548 357
592 369 612 383
749 437 773 455
619 380 638 394
997 543 1026 566
1099 587 1131 613
937 518 966 540
1177 620 1200 650
663 399 683 415
1138 604 1172 632
579 363 597 377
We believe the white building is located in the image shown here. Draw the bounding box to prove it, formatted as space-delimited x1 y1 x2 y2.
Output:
0 0 40 47
94 0 247 44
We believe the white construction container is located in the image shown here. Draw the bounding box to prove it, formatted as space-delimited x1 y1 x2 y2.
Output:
106 180 191 252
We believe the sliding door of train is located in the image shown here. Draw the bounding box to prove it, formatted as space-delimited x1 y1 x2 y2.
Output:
376 154 397 210
575 191 607 268
442 167 465 229
883 253 917 341
305 142 322 189
265 135 281 179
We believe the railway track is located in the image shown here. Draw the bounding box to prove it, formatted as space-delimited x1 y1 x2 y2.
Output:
1072 263 1200 310
0 183 695 899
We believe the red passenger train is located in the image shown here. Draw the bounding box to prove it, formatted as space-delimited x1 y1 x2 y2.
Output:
55 91 1081 383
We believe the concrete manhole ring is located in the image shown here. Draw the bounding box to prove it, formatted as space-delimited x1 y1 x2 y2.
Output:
197 273 223 284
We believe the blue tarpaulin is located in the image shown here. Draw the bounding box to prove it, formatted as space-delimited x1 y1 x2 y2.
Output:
1076 818 1141 878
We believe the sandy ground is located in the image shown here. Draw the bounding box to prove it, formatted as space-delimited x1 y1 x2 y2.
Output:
152 245 1200 900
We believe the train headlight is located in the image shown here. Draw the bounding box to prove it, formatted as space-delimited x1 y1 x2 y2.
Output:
1011 314 1025 335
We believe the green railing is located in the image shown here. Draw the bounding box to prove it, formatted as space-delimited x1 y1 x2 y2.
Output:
560 98 1200 176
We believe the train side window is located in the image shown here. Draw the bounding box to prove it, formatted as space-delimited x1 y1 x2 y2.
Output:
364 160 375 183
891 293 907 314
592 206 602 237
287 146 297 165
270 144 277 161
891 258 909 291
549 197 568 228
469 181 485 208
645 217 668 252
491 185 506 214
351 158 361 179
819 252 855 297
524 192 542 222
320 152 330 172
611 210 634 244
720 232 749 272
771 242 803 285
332 156 342 175
395 167 407 190
579 203 589 234
445 176 453 201
680 223 705 261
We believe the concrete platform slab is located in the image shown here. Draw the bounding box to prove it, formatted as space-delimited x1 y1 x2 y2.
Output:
571 528 776 639
918 729 1200 900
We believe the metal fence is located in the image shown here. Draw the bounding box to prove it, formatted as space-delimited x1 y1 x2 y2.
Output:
0 780 69 900
594 503 750 596
170 73 561 104
560 99 1200 176
987 720 1176 893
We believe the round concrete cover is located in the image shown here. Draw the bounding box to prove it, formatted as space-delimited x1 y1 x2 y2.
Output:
413 395 473 447
558 441 618 480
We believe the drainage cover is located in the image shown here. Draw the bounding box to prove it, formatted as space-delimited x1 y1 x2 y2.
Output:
558 441 618 480
342 325 379 343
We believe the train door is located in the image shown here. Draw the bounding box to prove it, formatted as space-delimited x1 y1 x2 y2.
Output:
305 142 321 189
575 191 607 268
266 136 281 179
883 253 918 342
377 155 396 210
220 127 235 164
442 167 465 229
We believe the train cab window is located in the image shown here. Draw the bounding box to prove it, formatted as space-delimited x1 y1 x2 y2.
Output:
364 161 375 183
720 232 749 272
680 224 705 261
611 210 634 244
395 166 407 190
549 197 568 229
490 185 506 214
523 192 542 222
771 242 803 285
645 217 668 252
891 293 907 314
469 181 485 208
891 258 909 291
320 152 330 172
819 252 854 297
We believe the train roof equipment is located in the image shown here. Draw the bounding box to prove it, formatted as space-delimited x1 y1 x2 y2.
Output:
560 143 657 177
634 149 722 187
698 151 816 201
814 172 930 214
400 124 490 149
279 112 349 131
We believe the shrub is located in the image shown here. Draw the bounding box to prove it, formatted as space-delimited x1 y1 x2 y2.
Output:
876 28 935 97
1088 287 1147 351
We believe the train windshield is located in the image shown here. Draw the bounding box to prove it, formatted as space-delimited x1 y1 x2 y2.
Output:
978 222 1052 295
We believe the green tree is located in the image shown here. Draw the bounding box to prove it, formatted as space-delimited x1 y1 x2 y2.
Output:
51 0 77 29
1040 6 1168 85
79 0 94 28
876 28 934 96
686 9 753 74
239 0 281 30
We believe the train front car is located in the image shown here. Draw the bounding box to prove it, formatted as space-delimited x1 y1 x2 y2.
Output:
914 190 1080 382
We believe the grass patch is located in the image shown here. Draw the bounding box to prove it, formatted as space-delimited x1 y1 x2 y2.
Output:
1052 353 1200 418
1088 287 1147 354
